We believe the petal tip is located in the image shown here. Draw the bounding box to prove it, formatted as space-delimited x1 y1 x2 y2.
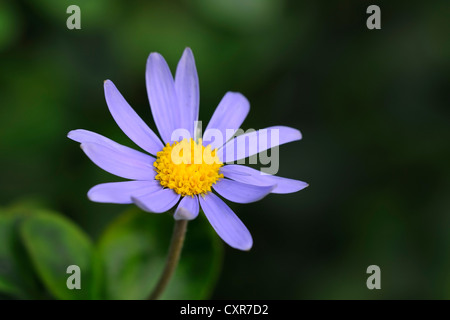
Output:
67 129 87 143
67 129 84 142
67 130 75 140
277 126 302 141
297 181 309 191
283 180 308 193
238 240 253 251
288 128 302 141
131 196 148 212
86 184 107 203
174 206 196 221
183 47 193 55
86 189 96 202
147 51 164 63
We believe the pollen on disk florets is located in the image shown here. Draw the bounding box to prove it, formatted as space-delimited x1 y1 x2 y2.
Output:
154 138 224 197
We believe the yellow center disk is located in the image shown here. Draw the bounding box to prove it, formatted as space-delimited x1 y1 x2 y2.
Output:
154 138 224 197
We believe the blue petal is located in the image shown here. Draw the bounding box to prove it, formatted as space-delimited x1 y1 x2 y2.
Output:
88 180 162 204
146 52 181 144
174 195 199 220
220 165 308 194
175 48 199 138
217 126 301 163
104 80 163 155
68 130 156 180
132 188 180 213
203 92 250 150
199 193 253 251
213 179 274 203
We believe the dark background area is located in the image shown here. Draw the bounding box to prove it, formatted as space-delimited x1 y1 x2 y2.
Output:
0 0 449 299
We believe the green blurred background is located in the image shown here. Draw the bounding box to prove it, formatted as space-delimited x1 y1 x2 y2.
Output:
1 0 449 299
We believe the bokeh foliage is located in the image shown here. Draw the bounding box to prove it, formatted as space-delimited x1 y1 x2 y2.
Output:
0 201 222 299
0 0 449 299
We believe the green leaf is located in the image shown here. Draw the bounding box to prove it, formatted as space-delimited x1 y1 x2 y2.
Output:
0 215 30 298
0 210 41 299
20 211 100 300
98 207 223 300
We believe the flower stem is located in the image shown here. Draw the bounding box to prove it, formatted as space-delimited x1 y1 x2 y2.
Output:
149 219 188 300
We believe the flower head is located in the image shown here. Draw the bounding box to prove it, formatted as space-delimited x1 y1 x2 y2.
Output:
68 48 307 250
